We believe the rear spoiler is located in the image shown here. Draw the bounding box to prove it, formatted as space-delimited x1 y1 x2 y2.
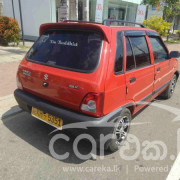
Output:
39 22 111 43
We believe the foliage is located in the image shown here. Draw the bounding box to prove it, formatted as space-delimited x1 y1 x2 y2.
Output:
177 30 180 39
143 16 172 36
142 0 159 6
142 0 180 23
164 39 180 44
0 16 20 45
163 0 180 22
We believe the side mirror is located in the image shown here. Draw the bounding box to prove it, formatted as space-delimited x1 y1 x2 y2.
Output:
170 51 180 58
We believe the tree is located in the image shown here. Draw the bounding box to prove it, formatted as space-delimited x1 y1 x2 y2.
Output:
0 16 20 46
163 0 180 23
142 0 180 23
143 16 172 36
142 0 159 6
142 0 180 40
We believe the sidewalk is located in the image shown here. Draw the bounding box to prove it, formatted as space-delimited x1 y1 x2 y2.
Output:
0 46 28 63
0 40 34 63
0 46 30 96
0 46 30 119
165 43 180 52
0 95 22 120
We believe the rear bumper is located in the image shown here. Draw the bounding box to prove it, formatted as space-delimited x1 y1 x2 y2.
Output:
14 89 122 141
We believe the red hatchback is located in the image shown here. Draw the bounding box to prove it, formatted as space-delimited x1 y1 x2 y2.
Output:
14 20 179 152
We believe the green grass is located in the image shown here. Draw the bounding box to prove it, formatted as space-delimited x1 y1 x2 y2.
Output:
164 39 180 44
18 45 30 50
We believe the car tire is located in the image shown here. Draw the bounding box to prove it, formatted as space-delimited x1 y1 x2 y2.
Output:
107 108 131 152
160 74 177 99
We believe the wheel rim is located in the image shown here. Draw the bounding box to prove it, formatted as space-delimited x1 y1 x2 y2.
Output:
170 76 177 95
115 116 130 145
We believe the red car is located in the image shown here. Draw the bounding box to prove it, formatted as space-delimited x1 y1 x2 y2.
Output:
14 20 179 152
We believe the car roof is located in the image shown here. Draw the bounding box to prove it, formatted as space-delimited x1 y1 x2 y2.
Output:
39 21 157 43
39 22 112 42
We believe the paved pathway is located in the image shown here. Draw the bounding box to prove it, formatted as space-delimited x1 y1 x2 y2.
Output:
0 47 29 97
167 43 180 52
0 46 29 118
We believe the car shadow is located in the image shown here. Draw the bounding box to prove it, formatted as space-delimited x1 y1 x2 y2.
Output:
2 110 111 164
1 105 22 119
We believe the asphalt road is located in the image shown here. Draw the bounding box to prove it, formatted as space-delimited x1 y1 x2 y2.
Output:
0 62 180 180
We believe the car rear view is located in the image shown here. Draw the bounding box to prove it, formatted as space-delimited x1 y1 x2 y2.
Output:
14 22 111 131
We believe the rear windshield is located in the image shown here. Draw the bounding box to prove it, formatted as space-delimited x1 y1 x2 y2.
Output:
26 30 103 73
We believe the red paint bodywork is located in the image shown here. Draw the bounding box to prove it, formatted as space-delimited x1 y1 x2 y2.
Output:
17 22 179 117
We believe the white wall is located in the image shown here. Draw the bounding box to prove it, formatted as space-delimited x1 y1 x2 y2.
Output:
3 0 55 41
147 6 163 19
0 0 3 16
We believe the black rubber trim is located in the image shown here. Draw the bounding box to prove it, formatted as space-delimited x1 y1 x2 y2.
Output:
14 89 132 140
124 30 145 36
146 31 159 37
136 80 171 107
136 93 153 107
14 89 123 126
153 80 170 95
114 31 125 75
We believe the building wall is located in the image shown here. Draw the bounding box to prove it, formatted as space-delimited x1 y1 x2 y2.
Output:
147 5 163 19
3 0 55 41
0 0 3 16
90 0 139 23
3 0 141 41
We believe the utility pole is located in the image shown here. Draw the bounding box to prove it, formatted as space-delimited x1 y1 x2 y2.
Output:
18 0 25 46
11 0 15 19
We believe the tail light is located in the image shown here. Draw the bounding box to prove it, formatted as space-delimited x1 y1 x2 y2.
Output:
80 93 104 117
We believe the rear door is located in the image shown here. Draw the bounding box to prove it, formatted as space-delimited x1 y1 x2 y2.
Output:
147 34 172 93
124 31 154 108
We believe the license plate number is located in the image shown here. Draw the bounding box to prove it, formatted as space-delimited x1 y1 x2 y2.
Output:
31 107 63 129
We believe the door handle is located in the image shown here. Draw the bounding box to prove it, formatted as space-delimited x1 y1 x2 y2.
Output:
157 67 161 72
130 77 136 83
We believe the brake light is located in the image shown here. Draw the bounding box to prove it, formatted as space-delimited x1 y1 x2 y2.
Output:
80 93 104 117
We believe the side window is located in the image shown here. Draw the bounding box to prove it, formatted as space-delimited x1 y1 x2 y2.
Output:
149 37 168 62
126 37 135 71
129 36 151 68
114 32 124 73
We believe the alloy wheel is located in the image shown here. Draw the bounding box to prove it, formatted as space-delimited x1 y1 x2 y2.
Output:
115 116 130 145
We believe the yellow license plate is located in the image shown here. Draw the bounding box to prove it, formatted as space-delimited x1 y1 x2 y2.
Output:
31 107 63 129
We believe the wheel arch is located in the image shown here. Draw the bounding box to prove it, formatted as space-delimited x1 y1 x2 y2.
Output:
124 103 136 115
175 71 179 79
